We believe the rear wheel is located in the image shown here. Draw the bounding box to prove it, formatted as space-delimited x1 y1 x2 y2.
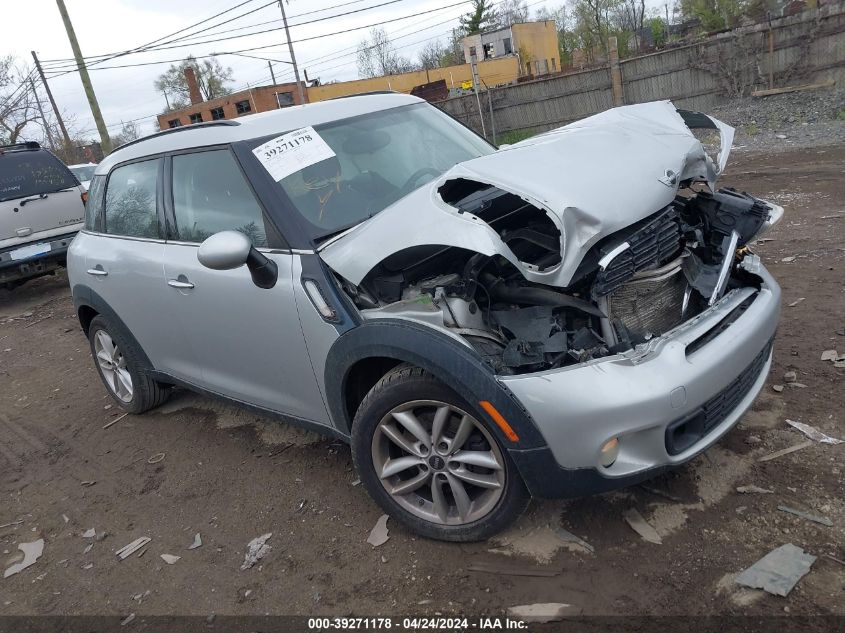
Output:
88 315 169 414
352 365 529 541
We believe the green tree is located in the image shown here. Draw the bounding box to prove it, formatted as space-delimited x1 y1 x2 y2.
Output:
460 0 499 35
154 55 234 110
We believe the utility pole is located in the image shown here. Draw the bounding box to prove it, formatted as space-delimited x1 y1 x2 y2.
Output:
268 60 277 84
54 0 112 154
29 77 56 150
31 51 72 149
278 1 306 104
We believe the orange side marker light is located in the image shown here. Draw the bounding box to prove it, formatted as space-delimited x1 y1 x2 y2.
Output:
479 400 520 443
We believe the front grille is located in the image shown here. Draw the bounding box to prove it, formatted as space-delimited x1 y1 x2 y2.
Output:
665 339 773 455
606 259 687 339
593 207 682 298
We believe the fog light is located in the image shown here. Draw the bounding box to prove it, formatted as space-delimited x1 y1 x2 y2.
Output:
600 438 619 467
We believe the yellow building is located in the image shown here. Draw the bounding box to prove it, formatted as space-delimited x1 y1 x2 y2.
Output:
306 57 519 102
462 21 561 76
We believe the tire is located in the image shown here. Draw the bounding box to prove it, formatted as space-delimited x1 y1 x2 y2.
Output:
351 364 529 542
87 315 169 414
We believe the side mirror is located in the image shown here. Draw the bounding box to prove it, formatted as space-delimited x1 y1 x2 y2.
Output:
197 230 278 289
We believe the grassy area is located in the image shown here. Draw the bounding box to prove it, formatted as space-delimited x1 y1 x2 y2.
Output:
496 129 537 146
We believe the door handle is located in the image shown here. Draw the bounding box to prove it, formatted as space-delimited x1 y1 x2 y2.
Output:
86 267 108 276
167 277 194 289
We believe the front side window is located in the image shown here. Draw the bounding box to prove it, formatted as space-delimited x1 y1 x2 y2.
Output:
104 159 160 239
171 149 268 247
253 102 493 239
0 150 77 202
236 100 252 115
70 164 96 182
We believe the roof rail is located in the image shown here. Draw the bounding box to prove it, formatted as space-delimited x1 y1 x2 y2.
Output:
114 120 241 152
0 141 41 152
330 90 400 101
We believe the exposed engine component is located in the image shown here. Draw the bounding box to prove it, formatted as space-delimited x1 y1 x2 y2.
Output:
343 186 773 376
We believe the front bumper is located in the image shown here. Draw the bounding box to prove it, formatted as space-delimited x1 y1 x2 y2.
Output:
0 233 77 284
501 265 780 498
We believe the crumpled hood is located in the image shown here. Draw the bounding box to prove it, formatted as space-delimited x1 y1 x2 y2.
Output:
320 100 734 289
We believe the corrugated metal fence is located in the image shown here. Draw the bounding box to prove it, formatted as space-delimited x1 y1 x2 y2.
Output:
436 3 845 140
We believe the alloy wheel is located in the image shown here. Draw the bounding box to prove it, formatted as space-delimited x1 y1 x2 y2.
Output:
371 400 506 526
93 330 133 403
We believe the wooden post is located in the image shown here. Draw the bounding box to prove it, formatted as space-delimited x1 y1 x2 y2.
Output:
768 27 774 90
609 36 624 107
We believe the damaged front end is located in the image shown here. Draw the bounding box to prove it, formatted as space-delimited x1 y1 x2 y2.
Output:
321 101 783 376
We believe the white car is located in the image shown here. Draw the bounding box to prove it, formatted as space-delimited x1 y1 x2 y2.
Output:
67 162 98 190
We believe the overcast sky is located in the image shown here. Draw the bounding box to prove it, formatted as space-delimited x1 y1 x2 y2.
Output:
3 0 663 141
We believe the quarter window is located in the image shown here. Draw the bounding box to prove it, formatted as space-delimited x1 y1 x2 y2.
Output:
84 174 106 231
235 100 252 115
171 149 268 247
104 159 160 239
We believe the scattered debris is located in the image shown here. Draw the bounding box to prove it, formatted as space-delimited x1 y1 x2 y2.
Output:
751 79 836 98
554 527 595 554
82 528 96 539
0 520 24 529
147 453 166 464
772 384 784 392
367 514 390 548
120 613 135 626
23 315 52 329
825 554 845 567
102 413 129 429
187 533 202 550
115 537 151 560
783 370 797 382
787 298 805 307
735 544 816 597
3 539 44 578
160 554 181 565
820 350 838 361
62 515 69 524
758 441 812 462
468 560 561 577
82 563 93 570
83 544 93 555
736 485 774 494
788 382 807 388
623 508 662 544
638 484 682 502
507 603 579 622
786 420 843 445
80 481 96 487
777 506 833 527
241 533 272 570
295 499 307 513
351 479 361 486
780 256 795 262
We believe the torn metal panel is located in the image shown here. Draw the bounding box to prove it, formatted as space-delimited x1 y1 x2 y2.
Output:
320 101 735 289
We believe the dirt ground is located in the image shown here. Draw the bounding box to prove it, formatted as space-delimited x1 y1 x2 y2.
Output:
1 145 843 622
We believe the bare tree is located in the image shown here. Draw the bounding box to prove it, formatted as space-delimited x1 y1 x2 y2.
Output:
154 55 234 109
0 57 39 145
111 120 142 148
500 0 530 26
356 28 417 78
418 40 447 71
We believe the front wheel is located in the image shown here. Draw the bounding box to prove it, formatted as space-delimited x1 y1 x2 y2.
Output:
351 365 529 541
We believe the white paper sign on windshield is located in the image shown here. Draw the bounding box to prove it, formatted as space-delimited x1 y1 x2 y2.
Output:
251 126 336 182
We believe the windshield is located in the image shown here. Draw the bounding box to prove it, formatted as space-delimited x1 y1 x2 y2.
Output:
70 165 96 182
0 149 78 202
260 102 494 239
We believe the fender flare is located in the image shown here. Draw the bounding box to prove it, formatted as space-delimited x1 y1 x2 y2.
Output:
72 283 154 372
324 319 547 450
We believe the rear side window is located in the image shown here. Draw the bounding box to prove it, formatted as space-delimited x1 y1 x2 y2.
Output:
171 149 268 247
84 174 106 231
0 150 77 202
104 159 160 239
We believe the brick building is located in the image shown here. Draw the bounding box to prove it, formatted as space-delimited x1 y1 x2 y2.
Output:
157 67 307 130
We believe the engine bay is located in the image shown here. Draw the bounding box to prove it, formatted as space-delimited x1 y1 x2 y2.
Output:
336 183 776 376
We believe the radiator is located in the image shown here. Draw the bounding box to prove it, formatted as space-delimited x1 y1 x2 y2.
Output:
606 258 687 339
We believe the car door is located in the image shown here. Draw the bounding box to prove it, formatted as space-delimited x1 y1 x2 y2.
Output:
81 158 192 376
161 147 330 424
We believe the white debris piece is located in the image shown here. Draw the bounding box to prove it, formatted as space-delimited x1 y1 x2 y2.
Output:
786 419 844 445
736 485 774 494
777 506 833 527
735 544 816 597
160 554 181 565
187 533 202 550
82 528 96 538
623 508 662 544
3 539 44 578
366 515 390 548
241 533 272 570
507 603 579 622
820 350 838 361
115 537 151 560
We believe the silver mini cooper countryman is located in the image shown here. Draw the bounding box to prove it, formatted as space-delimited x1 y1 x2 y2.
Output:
69 94 781 541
